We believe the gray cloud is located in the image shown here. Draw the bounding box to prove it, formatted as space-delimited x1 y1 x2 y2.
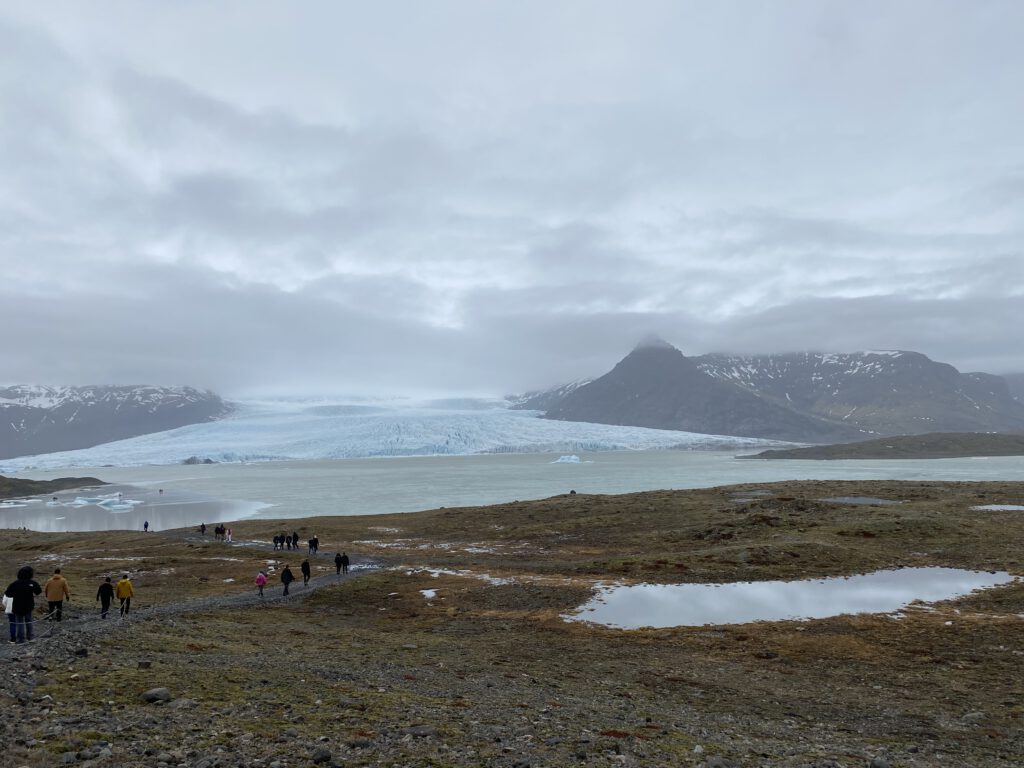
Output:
1 4 1023 398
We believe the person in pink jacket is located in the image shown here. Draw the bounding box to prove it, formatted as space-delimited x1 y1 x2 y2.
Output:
255 571 268 597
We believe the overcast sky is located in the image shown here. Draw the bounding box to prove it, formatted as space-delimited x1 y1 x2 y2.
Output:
2 2 1022 397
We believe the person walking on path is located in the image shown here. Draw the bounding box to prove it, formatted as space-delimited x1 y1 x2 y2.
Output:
143 521 149 532
334 552 343 575
226 528 233 543
281 565 295 595
200 523 207 536
4 566 41 643
115 574 134 617
255 571 268 597
96 577 114 619
292 531 300 552
311 535 319 554
285 534 292 551
43 568 71 621
340 552 350 574
300 559 311 586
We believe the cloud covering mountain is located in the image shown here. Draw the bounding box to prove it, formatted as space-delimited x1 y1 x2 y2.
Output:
2 3 1023 396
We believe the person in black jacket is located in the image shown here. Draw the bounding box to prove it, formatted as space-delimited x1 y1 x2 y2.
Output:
334 552 343 575
96 576 114 619
4 566 42 643
280 565 294 595
300 560 311 586
340 552 350 575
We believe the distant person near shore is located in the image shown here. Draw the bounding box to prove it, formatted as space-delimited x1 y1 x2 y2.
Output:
285 534 292 550
4 566 41 643
200 523 207 536
340 552 349 574
143 521 149 532
301 560 311 586
334 552 343 575
116 574 134 617
96 577 114 619
226 528 233 543
281 565 295 595
3 592 15 642
43 568 71 621
255 571 268 597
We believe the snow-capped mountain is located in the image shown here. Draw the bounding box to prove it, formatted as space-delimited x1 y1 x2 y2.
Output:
0 399 787 471
516 344 1024 442
0 385 231 459
694 351 1024 436
541 341 863 443
508 380 593 412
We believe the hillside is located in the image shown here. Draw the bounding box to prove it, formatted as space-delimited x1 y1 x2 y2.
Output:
695 351 1024 436
1 479 1023 767
525 344 1024 443
745 432 1024 460
0 474 105 498
0 385 231 460
544 340 863 443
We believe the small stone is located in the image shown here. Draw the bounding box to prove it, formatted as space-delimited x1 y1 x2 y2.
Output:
157 754 174 762
138 661 152 669
348 739 373 749
311 747 332 763
402 725 438 738
705 758 737 768
869 758 890 768
59 753 76 765
73 648 88 658
141 688 172 703
512 761 531 768
962 711 986 722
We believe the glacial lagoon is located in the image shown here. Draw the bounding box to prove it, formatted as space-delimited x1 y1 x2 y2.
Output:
5 450 1024 532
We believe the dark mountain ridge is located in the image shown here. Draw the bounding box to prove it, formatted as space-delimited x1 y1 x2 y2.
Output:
525 342 1024 443
544 341 864 443
0 385 231 460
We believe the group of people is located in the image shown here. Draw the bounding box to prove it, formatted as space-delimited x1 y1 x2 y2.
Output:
272 531 303 551
213 525 233 542
256 551 350 597
3 567 135 643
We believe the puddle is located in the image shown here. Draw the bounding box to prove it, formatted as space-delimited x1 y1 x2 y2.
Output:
972 504 1024 511
820 496 902 505
564 567 1017 629
728 490 773 497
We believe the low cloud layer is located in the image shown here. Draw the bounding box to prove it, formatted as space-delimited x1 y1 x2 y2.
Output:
2 3 1022 396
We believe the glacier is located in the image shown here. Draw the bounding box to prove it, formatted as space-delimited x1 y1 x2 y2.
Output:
0 399 789 471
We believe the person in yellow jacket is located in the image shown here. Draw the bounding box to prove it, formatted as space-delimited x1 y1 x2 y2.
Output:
115 574 134 618
43 568 71 621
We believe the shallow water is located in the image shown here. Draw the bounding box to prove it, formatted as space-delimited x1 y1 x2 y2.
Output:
9 450 1024 531
565 567 1018 629
0 485 264 533
971 504 1024 511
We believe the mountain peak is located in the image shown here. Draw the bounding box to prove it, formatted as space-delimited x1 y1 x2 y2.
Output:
633 335 676 352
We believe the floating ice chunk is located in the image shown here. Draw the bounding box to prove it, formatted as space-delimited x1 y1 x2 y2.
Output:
420 589 438 600
552 455 582 464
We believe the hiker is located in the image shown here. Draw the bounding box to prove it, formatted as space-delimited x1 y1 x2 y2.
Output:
255 571 268 597
281 565 295 595
340 552 350 574
43 568 71 621
292 531 300 552
334 552 343 575
226 528 233 543
301 559 311 586
307 538 314 555
115 574 134 617
200 523 207 536
285 534 292 551
143 520 149 532
96 577 114 619
311 535 319 554
4 566 41 643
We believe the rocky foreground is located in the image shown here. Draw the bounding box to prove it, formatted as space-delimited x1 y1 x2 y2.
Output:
1 479 1023 767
